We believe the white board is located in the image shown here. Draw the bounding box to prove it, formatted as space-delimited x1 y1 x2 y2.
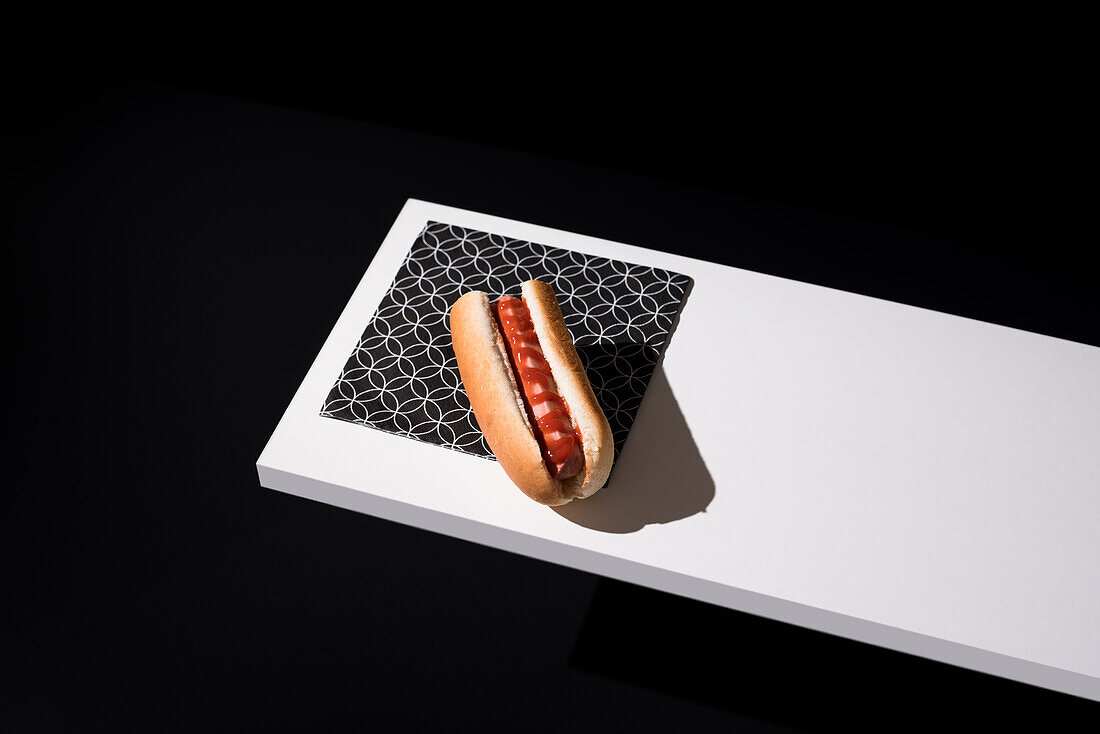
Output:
258 199 1100 701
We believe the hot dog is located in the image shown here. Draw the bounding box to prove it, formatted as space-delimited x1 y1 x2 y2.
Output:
450 280 614 505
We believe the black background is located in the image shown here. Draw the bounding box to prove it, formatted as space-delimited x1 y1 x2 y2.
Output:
4 69 1097 732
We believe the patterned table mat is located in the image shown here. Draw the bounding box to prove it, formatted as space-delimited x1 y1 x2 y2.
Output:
321 221 691 466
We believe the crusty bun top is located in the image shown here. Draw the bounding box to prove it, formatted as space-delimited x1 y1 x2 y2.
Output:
521 280 614 499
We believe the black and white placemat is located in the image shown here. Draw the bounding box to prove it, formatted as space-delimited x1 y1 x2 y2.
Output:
321 221 691 469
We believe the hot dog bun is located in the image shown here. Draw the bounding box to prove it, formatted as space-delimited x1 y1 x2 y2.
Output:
450 280 614 505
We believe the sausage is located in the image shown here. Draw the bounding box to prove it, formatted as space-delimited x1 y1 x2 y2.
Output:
494 296 586 480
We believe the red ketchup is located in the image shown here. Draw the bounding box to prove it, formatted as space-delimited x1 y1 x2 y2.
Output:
494 296 585 480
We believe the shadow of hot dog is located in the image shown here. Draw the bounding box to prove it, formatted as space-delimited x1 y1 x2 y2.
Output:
553 355 714 534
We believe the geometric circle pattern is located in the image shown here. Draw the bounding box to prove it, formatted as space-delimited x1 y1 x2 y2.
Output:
321 221 692 469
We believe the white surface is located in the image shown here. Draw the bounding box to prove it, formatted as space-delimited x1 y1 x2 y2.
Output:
257 199 1100 701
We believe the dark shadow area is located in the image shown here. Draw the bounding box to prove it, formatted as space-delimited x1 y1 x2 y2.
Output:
146 68 1092 276
553 365 714 533
570 579 1098 731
